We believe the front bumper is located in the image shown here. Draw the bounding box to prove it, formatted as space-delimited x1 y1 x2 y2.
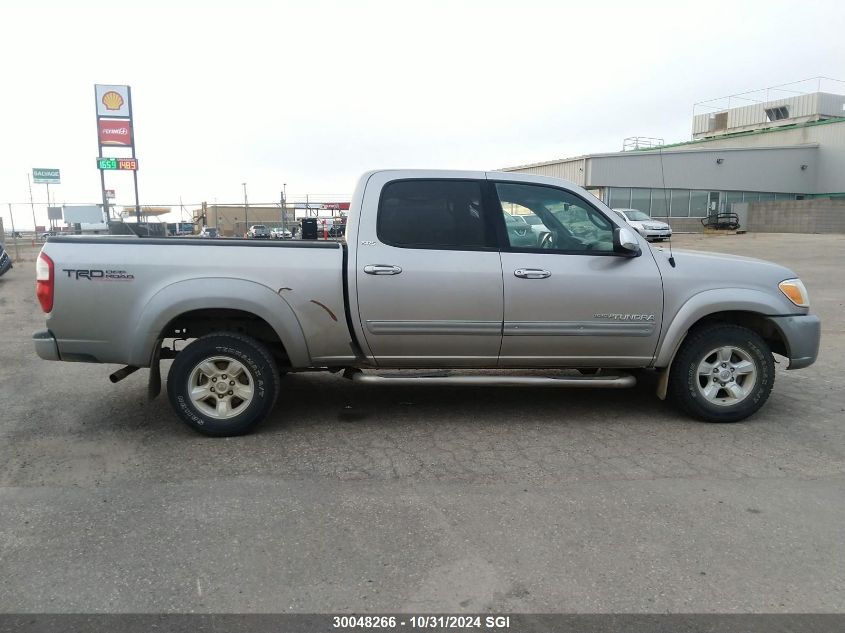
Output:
33 330 60 361
641 229 672 239
767 314 821 369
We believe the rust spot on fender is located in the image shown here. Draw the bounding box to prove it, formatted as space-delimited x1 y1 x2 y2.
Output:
310 299 338 322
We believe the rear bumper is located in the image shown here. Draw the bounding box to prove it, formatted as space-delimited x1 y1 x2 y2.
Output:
768 314 821 369
33 330 60 361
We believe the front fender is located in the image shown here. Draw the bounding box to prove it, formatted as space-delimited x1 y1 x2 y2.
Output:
127 278 311 368
654 287 801 368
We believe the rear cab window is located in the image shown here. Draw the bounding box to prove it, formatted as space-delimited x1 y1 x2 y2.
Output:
377 180 496 250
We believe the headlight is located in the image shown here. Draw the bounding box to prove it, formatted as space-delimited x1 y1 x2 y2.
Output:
779 278 809 308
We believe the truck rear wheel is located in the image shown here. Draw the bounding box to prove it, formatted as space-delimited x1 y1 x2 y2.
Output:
166 333 280 436
668 324 774 423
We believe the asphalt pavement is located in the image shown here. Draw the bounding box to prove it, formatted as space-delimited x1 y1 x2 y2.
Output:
0 233 843 613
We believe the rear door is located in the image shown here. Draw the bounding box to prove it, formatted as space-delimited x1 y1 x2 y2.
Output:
354 172 504 367
491 176 664 367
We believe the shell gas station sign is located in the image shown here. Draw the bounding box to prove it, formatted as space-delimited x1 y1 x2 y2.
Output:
94 83 140 219
95 85 131 118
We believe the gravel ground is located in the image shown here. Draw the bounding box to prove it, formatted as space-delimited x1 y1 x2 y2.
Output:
0 233 842 613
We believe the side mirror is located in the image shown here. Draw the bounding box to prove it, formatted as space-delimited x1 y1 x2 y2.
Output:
614 227 641 257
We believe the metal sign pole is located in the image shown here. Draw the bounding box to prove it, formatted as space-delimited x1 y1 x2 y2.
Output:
124 86 141 225
8 203 20 261
95 86 110 223
46 182 51 231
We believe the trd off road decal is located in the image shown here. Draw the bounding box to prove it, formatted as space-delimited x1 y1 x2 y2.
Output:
63 269 135 281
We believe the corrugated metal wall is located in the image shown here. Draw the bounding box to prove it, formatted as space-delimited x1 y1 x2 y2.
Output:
587 145 818 193
661 121 845 193
505 158 586 186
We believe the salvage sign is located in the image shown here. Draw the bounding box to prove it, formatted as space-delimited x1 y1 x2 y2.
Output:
98 119 132 146
32 168 60 184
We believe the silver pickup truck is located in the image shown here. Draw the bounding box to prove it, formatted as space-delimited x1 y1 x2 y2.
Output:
33 170 820 436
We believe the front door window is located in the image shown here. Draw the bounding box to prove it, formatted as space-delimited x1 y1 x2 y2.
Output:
495 183 615 253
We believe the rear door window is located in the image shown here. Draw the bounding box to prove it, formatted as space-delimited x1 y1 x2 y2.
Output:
377 180 494 249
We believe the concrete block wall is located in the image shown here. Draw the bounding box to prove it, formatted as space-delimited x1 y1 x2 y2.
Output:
746 199 845 233
651 200 845 233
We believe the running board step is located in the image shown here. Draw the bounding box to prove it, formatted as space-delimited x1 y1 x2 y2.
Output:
346 370 635 389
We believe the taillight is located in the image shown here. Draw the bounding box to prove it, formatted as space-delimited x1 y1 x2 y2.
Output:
36 252 54 313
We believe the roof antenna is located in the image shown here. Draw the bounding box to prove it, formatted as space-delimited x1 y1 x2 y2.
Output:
659 145 676 267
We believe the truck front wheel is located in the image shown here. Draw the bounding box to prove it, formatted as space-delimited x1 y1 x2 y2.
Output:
668 324 775 423
166 333 280 436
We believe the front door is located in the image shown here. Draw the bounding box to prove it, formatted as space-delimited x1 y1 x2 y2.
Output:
492 178 664 367
355 174 504 367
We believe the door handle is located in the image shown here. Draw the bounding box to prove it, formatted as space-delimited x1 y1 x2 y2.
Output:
364 264 402 275
514 268 551 279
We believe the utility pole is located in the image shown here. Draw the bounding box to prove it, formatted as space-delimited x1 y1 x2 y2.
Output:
27 173 37 234
242 182 248 236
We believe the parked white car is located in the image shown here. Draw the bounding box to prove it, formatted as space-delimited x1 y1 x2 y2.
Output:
271 227 292 239
613 209 672 241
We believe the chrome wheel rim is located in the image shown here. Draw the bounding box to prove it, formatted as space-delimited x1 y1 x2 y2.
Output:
695 346 757 407
188 356 254 419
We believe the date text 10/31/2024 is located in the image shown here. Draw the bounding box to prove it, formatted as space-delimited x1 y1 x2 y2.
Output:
332 615 511 629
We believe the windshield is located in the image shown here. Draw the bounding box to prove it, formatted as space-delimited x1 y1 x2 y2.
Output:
620 209 650 221
253 225 266 229
521 215 544 226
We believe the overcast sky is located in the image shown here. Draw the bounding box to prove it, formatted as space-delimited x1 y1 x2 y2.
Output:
1 0 843 227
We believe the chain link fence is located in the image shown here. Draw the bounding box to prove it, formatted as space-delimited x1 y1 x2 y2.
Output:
0 197 351 260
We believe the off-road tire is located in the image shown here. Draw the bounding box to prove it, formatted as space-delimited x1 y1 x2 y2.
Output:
668 324 774 423
167 333 280 436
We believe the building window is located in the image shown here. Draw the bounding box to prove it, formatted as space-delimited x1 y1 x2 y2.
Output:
725 191 744 212
650 189 669 217
690 191 709 217
670 190 690 217
765 106 790 121
608 187 631 208
630 188 651 215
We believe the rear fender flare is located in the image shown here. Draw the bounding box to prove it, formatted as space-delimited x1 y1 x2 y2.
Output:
128 278 311 368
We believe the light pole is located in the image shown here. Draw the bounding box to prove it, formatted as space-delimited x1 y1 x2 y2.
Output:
281 183 287 231
242 182 249 236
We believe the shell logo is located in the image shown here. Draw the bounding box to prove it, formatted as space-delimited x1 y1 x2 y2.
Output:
101 90 124 111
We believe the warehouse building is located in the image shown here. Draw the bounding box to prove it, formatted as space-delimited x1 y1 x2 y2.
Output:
504 89 845 232
193 203 350 237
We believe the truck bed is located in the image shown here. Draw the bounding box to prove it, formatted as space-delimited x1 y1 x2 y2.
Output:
42 236 355 368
